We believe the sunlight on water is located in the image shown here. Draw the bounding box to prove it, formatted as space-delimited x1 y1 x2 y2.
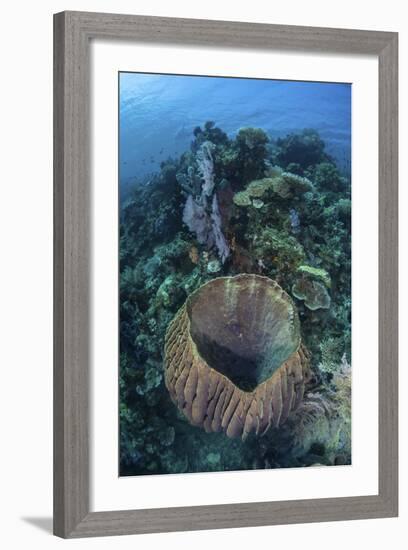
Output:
120 72 351 189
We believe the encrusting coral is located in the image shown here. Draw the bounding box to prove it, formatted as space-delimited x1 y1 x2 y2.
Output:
164 274 311 439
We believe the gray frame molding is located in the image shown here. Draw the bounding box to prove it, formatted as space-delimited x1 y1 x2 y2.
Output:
53 11 398 538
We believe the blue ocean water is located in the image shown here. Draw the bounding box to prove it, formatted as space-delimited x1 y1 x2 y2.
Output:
119 72 351 188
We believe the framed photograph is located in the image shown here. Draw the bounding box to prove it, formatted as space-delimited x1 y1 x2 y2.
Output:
53 11 398 538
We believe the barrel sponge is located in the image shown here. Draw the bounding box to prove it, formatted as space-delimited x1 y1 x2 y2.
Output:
164 274 311 439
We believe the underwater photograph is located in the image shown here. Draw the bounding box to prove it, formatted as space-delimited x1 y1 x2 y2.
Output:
119 72 352 476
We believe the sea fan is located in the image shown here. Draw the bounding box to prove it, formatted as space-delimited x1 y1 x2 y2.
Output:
210 194 230 263
196 141 215 196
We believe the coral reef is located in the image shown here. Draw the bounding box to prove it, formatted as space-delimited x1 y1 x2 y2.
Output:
273 129 329 172
164 275 310 439
233 170 313 207
271 172 314 199
119 122 351 475
235 127 270 182
250 227 306 278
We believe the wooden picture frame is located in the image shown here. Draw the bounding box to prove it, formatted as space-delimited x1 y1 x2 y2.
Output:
53 11 398 538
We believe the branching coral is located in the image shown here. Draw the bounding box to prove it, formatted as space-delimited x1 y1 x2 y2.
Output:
329 355 351 459
332 356 351 431
318 336 343 374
